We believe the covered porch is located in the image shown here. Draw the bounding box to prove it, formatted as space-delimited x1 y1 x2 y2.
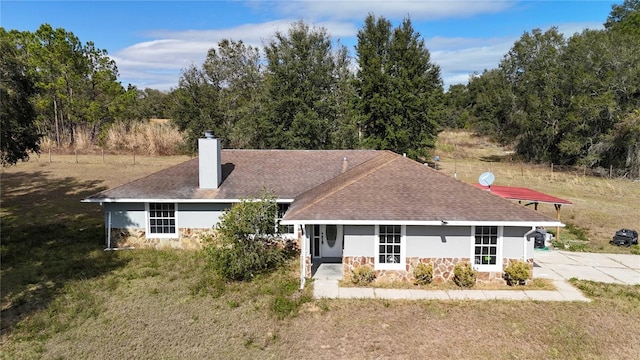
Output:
301 224 345 278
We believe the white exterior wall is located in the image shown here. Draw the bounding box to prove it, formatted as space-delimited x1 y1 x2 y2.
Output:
343 225 375 257
406 225 470 258
179 203 229 228
341 225 533 261
104 202 231 231
104 203 146 228
503 226 535 260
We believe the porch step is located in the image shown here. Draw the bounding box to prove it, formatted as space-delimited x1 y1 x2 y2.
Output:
313 263 343 280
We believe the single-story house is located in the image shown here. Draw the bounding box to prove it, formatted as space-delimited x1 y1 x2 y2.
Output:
83 133 563 285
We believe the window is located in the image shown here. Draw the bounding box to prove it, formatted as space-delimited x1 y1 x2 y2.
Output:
277 203 294 234
312 224 320 257
474 226 498 267
148 203 177 236
377 225 404 269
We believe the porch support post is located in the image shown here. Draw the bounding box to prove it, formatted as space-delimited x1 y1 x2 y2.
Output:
298 223 306 290
554 204 562 241
524 226 535 262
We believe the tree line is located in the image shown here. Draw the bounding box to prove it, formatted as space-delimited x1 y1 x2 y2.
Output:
169 16 443 160
1 15 442 164
446 0 640 174
2 1 639 175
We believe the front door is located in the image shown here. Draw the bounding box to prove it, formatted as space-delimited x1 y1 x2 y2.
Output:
311 224 343 259
321 224 342 258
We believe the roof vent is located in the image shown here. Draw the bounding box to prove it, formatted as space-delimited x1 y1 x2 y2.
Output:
203 130 214 139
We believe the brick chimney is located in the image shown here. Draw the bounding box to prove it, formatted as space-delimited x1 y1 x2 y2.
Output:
198 131 221 189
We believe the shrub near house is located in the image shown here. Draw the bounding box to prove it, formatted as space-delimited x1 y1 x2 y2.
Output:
204 193 293 281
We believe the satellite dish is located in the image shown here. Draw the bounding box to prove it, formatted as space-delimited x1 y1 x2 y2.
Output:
478 171 495 187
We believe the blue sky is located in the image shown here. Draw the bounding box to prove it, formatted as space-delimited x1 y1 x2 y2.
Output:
1 1 617 91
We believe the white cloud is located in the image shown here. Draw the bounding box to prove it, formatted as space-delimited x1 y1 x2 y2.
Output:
145 19 357 44
265 0 514 21
112 0 602 92
111 1 520 90
442 72 474 88
427 35 515 89
556 21 604 37
431 21 604 90
113 19 358 90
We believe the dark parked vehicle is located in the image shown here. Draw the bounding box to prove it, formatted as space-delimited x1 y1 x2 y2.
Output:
611 229 638 246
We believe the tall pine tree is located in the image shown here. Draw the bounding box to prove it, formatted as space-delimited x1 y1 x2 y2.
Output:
355 14 443 159
262 21 349 149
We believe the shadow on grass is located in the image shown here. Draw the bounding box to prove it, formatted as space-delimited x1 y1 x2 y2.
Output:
1 170 129 335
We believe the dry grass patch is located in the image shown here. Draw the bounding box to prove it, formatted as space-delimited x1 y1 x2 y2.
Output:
104 121 184 155
277 293 640 359
38 121 184 156
2 249 311 359
435 130 640 254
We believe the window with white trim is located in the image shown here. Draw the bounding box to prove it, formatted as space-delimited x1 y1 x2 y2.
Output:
377 225 404 269
474 226 498 266
148 203 177 236
277 203 294 234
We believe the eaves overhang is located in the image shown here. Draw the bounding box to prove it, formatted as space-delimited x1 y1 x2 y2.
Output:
82 198 295 204
279 219 564 227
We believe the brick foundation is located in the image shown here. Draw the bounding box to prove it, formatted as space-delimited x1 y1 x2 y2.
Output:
304 255 312 278
343 256 469 283
343 256 533 285
109 227 216 249
407 257 470 283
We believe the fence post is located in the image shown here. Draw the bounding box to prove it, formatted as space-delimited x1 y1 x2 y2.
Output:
609 165 613 179
49 148 52 163
102 148 105 164
75 148 78 164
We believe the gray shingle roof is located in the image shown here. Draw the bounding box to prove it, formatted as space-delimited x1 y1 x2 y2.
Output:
283 151 556 222
85 149 557 223
84 150 379 201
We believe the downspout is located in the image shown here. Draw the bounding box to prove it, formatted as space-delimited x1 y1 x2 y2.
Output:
524 226 536 262
107 211 112 250
104 210 134 251
299 224 306 290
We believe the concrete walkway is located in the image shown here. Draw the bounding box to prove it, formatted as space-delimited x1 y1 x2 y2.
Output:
313 251 640 301
313 277 589 301
533 250 640 285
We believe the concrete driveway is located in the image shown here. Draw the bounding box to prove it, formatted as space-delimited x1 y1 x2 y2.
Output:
533 250 640 285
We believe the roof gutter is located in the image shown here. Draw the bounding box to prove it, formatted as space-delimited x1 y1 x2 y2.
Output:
280 219 564 227
81 198 296 204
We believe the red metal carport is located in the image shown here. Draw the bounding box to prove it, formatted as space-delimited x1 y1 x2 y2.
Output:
473 184 572 238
